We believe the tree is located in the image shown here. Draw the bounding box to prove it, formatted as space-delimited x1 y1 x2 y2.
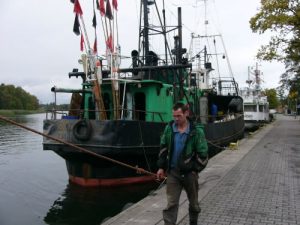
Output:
0 84 39 110
263 88 279 109
250 0 300 100
250 0 300 63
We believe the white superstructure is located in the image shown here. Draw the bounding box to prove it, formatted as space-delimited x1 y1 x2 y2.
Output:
240 64 269 129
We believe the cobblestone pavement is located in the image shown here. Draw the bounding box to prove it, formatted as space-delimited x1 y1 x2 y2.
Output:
178 115 300 225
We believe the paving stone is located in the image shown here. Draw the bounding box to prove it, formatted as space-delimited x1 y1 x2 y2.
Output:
102 115 300 225
179 115 300 225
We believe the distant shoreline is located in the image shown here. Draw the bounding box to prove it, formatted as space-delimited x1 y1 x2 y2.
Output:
0 109 45 116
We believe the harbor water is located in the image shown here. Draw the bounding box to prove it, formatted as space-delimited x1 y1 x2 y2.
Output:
0 114 158 225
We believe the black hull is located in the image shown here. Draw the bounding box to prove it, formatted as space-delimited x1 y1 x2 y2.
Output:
245 120 269 131
43 116 244 186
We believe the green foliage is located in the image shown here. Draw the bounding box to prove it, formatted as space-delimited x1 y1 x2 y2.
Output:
250 0 300 103
0 83 39 110
250 0 300 62
263 88 279 108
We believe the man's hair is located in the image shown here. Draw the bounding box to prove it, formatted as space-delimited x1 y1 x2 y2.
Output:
173 102 189 113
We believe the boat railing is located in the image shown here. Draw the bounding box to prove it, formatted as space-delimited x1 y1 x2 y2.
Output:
45 110 68 120
46 108 166 122
211 76 239 96
194 112 243 124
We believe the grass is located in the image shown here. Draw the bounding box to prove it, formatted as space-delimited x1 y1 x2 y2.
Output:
0 109 45 116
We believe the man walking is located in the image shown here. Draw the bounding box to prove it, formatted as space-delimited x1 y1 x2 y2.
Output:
157 102 208 225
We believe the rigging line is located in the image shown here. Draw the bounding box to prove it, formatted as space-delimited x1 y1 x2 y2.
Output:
213 39 221 81
153 0 173 63
79 15 91 51
150 177 167 195
100 15 108 43
138 0 142 56
220 34 234 78
0 115 160 179
79 26 88 55
206 126 244 149
137 120 152 173
104 15 109 47
93 0 97 52
115 9 119 47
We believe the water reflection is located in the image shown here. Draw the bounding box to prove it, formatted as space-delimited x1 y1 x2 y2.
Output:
44 182 159 225
0 114 43 156
0 114 160 225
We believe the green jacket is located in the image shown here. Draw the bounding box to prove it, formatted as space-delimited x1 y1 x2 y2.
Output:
157 120 208 173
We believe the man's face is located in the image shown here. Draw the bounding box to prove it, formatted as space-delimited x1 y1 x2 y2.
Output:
172 108 188 126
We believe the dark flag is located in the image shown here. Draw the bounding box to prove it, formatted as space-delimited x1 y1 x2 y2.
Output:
99 0 105 16
106 34 113 52
92 11 97 28
74 0 83 15
112 0 118 10
96 0 100 10
105 0 113 20
80 34 84 51
73 14 80 35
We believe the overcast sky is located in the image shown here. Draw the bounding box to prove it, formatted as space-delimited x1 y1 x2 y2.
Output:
0 0 285 104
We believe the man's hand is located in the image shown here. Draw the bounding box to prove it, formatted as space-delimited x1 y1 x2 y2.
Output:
156 168 166 180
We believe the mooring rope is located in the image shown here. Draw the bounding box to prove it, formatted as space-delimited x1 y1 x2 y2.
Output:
206 126 245 149
0 115 158 179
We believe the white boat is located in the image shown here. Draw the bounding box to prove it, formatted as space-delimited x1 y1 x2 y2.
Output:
240 63 269 130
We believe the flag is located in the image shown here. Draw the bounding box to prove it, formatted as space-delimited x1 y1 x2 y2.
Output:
93 38 98 54
99 0 105 16
80 34 84 51
96 0 99 10
112 0 118 10
74 0 83 15
105 0 113 20
92 11 97 28
73 14 80 35
106 34 113 52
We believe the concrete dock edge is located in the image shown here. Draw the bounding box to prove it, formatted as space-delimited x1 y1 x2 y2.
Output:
101 122 275 225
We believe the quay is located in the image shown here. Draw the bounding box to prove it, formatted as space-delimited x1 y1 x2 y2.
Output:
102 114 300 225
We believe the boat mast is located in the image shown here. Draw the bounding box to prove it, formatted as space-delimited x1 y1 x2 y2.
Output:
142 0 150 66
254 62 262 92
162 0 168 64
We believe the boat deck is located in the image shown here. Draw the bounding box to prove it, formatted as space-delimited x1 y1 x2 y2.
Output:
102 114 300 225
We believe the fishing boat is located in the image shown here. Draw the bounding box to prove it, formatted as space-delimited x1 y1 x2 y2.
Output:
43 0 244 187
240 63 270 130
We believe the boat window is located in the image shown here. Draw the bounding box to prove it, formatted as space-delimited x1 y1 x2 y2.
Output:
134 92 146 121
244 105 256 112
259 105 264 112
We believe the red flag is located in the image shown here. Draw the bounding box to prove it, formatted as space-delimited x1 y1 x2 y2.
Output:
80 34 84 51
99 0 105 16
93 38 98 54
74 0 83 15
106 35 113 52
112 0 118 10
105 0 113 20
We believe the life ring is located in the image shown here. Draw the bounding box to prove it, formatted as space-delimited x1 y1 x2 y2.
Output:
72 119 92 141
43 121 56 135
